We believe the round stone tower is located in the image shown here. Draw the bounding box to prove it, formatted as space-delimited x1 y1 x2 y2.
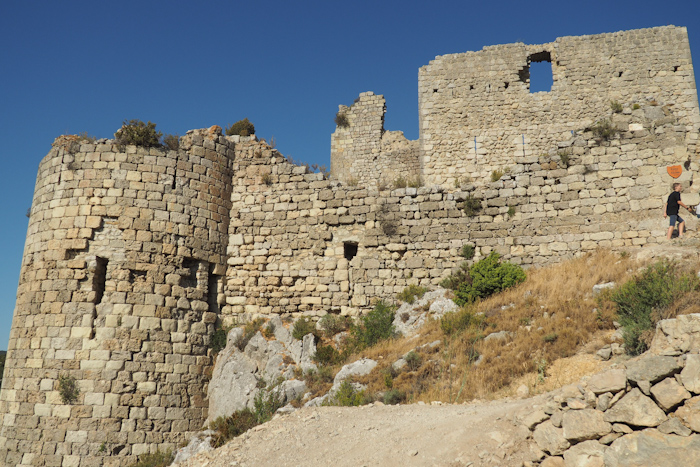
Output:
0 127 234 466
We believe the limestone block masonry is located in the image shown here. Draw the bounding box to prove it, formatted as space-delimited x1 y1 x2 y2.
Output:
1 25 700 466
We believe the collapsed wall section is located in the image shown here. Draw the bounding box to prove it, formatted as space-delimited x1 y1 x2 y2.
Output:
0 127 234 466
331 92 420 190
418 25 700 189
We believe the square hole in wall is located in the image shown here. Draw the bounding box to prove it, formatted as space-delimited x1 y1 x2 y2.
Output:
525 51 553 93
344 242 358 261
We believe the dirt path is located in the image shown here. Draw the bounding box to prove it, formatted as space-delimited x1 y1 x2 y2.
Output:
177 395 550 467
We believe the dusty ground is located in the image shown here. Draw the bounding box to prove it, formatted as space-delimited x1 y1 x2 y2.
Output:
178 396 546 467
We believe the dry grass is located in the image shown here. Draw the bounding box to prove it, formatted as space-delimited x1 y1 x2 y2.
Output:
303 250 700 406
329 250 641 404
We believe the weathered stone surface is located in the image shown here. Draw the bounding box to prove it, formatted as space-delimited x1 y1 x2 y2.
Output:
330 358 378 394
650 377 691 411
522 409 550 430
540 456 565 467
680 353 700 393
562 409 612 442
650 314 700 356
562 440 606 467
603 388 666 427
675 396 700 432
625 356 681 384
657 417 692 437
207 348 259 420
604 430 700 467
588 369 627 395
533 421 570 456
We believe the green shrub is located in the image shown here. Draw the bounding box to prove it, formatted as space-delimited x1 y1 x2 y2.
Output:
610 260 698 355
404 351 422 371
543 332 558 343
58 374 79 404
128 450 174 467
397 284 428 304
610 100 623 113
591 119 618 141
163 134 179 150
225 118 255 136
114 120 162 147
324 381 369 406
440 308 484 336
442 252 526 307
383 388 406 405
253 387 284 424
319 314 349 337
633 103 641 110
349 301 396 349
292 317 318 340
491 169 504 182
393 176 408 189
462 194 482 217
507 206 516 218
210 325 230 356
460 244 476 260
313 345 342 366
335 112 349 128
209 409 258 448
558 151 571 168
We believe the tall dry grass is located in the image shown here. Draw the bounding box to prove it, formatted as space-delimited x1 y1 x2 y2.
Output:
351 250 639 403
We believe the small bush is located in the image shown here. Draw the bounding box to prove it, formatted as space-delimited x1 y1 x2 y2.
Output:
292 317 317 341
313 345 342 366
225 118 255 136
491 169 504 182
610 260 699 355
440 308 483 336
128 450 174 467
261 173 273 185
383 388 406 405
335 112 349 128
460 244 475 260
77 132 97 143
543 333 558 343
236 318 265 351
262 322 275 338
58 374 79 404
558 151 571 168
441 252 526 307
347 176 359 186
319 314 349 337
253 387 284 424
610 100 623 113
209 409 258 448
349 301 396 349
507 206 516 218
462 194 482 217
633 103 641 110
163 134 179 150
393 177 408 189
404 351 422 371
591 119 618 141
210 325 230 356
397 284 428 304
114 120 162 147
324 381 368 406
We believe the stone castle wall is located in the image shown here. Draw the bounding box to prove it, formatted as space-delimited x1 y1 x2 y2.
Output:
2 25 700 466
330 92 420 190
418 25 699 188
0 128 235 466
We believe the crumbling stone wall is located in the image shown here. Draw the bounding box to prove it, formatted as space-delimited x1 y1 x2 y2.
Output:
330 92 420 190
418 26 699 188
0 127 234 466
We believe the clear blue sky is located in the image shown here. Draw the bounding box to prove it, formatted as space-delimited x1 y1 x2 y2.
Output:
1 0 698 350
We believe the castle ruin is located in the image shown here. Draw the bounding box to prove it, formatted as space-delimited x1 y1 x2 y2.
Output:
1 26 699 466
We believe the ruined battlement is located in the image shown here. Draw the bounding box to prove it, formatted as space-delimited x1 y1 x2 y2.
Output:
2 25 700 466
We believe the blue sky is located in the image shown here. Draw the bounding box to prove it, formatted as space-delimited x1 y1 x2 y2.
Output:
1 0 698 350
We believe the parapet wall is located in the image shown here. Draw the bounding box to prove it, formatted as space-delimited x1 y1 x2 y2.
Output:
418 26 699 188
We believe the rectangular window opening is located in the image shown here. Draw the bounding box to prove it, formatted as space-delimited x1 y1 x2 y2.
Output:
93 257 108 305
344 242 358 261
208 265 221 314
527 51 553 93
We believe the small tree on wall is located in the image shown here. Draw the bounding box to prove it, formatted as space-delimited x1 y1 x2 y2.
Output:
225 118 255 136
114 120 162 147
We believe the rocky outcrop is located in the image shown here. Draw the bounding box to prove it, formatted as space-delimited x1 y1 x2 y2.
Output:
519 313 700 466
